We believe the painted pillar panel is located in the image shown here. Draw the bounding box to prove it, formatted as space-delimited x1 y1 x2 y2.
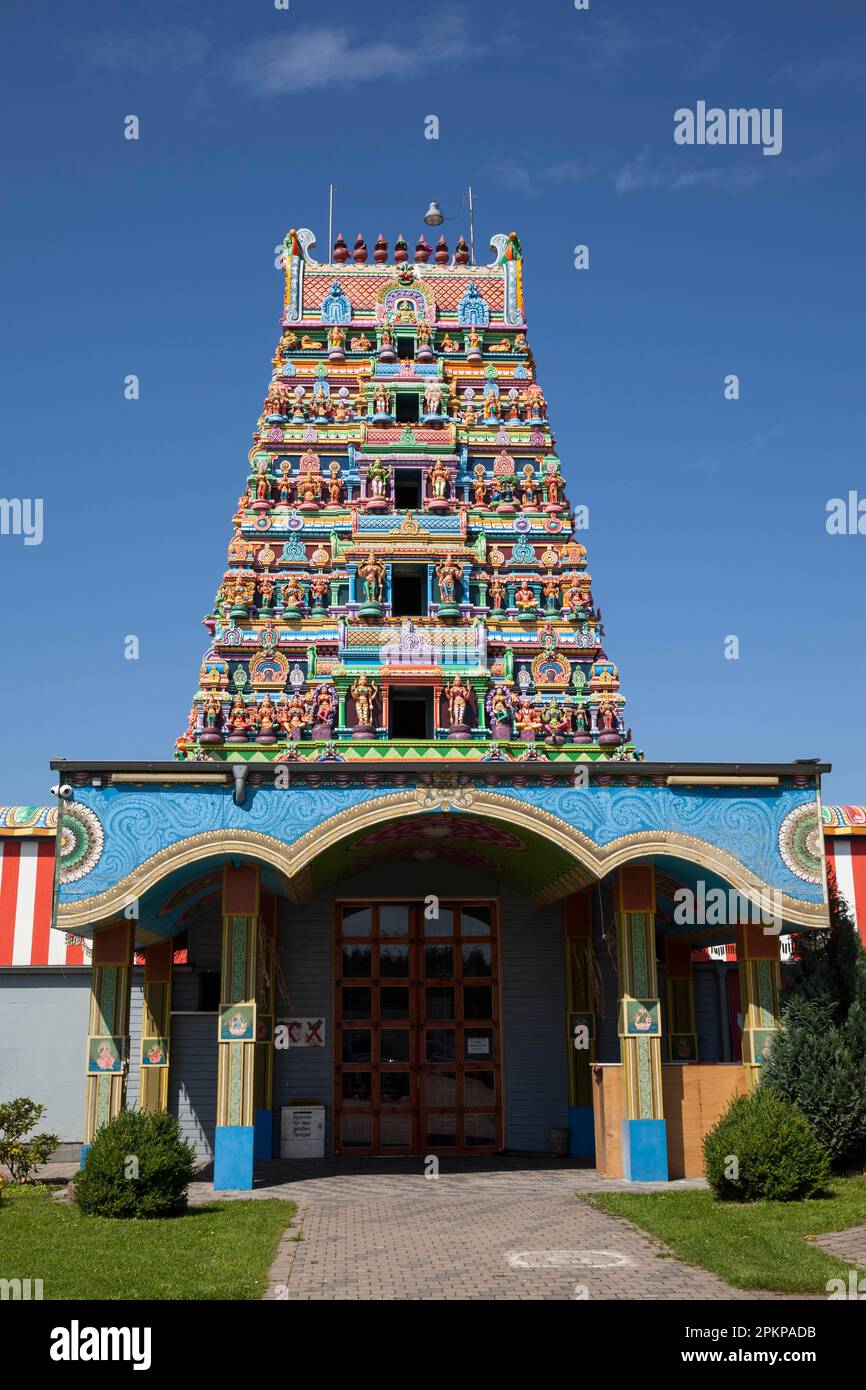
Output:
736 923 781 1088
140 940 172 1111
83 919 135 1147
214 865 260 1190
615 866 668 1182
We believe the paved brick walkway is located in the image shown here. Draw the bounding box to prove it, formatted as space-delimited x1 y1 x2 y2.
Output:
183 1158 786 1302
814 1224 866 1270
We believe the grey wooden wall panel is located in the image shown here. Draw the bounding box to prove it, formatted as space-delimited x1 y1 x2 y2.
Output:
0 973 90 1141
499 889 568 1152
168 1015 217 1159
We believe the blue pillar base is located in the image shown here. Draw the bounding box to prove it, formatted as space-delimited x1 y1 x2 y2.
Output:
214 1126 255 1190
621 1118 668 1182
568 1105 595 1158
253 1109 273 1160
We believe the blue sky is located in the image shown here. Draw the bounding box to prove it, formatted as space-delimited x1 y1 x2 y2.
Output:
1 0 864 804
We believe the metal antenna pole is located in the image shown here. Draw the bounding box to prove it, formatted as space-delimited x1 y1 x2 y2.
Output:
328 184 335 263
468 186 475 264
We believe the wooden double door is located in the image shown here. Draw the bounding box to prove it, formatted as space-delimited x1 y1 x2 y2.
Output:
334 899 502 1155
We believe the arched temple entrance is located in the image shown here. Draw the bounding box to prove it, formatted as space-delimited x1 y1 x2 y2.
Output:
67 788 821 1190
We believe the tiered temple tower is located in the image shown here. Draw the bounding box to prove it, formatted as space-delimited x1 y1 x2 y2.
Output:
177 226 639 764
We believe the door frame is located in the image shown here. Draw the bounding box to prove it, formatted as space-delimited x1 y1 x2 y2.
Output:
333 896 504 1156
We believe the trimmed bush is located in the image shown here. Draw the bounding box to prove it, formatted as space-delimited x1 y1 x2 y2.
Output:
76 1109 196 1218
703 1087 830 1202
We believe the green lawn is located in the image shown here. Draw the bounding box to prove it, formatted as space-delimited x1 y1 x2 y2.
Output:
0 1185 295 1300
586 1177 866 1293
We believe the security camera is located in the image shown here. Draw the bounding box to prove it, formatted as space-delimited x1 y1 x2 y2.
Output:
51 784 73 800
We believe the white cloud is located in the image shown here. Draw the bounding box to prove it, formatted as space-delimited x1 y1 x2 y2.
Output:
58 26 209 72
232 17 469 95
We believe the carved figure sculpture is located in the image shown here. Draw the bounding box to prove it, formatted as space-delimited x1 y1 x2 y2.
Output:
436 552 463 605
350 673 378 727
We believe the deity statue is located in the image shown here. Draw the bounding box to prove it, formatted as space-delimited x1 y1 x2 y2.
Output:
487 337 512 353
514 697 541 740
359 551 385 604
515 334 528 353
380 325 395 349
350 332 372 351
333 399 348 423
350 673 378 728
488 572 505 609
440 332 459 353
423 381 443 416
297 472 321 507
542 699 571 744
436 552 463 606
542 575 560 610
467 327 481 354
281 330 298 352
309 573 330 611
462 403 478 427
258 696 278 742
472 464 488 506
300 334 319 350
598 702 618 733
429 459 449 500
254 460 272 502
285 692 311 739
545 472 562 508
202 695 222 731
327 461 342 504
488 684 512 734
373 385 392 416
227 695 248 738
264 383 290 418
311 686 336 734
367 456 390 500
282 575 304 611
484 393 498 420
520 464 537 507
354 384 368 417
277 461 292 505
396 299 415 324
514 582 537 613
573 704 590 735
259 574 275 609
328 325 346 350
417 321 431 346
447 676 472 729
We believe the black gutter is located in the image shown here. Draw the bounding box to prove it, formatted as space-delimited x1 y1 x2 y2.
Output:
49 758 830 778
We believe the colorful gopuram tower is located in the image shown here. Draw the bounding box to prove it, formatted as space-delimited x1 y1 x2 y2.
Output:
177 226 639 764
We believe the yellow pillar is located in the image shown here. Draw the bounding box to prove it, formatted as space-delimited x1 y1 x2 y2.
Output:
615 865 668 1180
139 939 173 1111
214 864 267 1189
84 919 135 1148
736 923 781 1088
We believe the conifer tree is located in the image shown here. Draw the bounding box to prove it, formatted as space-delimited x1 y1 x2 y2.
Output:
762 877 866 1170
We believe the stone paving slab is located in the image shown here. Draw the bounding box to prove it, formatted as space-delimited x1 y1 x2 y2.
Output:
813 1224 866 1271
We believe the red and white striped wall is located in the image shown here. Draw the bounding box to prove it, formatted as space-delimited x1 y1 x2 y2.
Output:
0 814 89 966
0 837 87 965
823 805 866 943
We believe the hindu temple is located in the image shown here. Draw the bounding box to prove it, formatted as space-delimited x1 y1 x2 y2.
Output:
0 222 832 1190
